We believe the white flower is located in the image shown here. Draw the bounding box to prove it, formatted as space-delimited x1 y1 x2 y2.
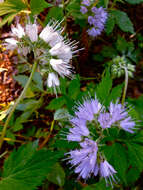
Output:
5 38 18 50
47 72 60 88
11 24 25 38
49 42 72 62
39 25 63 47
26 23 38 42
0 0 4 3
50 58 72 77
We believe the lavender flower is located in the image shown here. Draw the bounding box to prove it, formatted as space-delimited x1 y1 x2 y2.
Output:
66 137 117 184
100 160 117 186
67 138 98 179
80 6 88 14
98 113 112 129
109 102 135 133
81 0 90 6
80 0 90 14
88 7 108 37
67 95 136 144
65 94 136 185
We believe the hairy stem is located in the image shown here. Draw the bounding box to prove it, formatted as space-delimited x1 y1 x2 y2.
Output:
0 61 38 150
121 67 128 105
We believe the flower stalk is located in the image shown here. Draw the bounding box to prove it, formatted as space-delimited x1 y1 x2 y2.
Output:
0 61 38 150
121 67 129 105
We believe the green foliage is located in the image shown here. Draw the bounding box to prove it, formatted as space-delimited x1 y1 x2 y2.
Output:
30 0 52 15
82 179 112 190
105 13 116 34
96 69 112 104
0 0 28 27
47 163 65 187
44 7 64 24
125 0 143 4
46 97 66 110
127 96 143 121
47 75 82 114
110 10 134 33
54 108 69 121
0 142 62 190
126 142 143 172
66 0 82 19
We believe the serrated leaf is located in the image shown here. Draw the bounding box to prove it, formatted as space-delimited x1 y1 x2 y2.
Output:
126 142 143 172
83 179 112 190
96 69 112 104
54 108 69 121
105 13 115 34
125 0 143 4
46 97 66 110
106 84 123 106
0 143 62 190
30 0 52 15
32 72 43 91
126 167 140 185
104 143 128 183
112 10 134 33
68 76 80 99
0 0 28 27
47 163 65 187
14 75 28 87
44 7 64 25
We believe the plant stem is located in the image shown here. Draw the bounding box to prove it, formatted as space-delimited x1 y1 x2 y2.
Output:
38 120 55 150
121 67 128 105
0 61 38 150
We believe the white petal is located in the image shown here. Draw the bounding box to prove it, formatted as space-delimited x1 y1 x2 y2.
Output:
5 38 18 50
47 72 59 88
11 24 25 38
26 23 38 42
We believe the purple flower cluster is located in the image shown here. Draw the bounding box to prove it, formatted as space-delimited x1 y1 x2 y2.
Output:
67 138 117 184
80 0 90 14
87 7 108 37
80 0 108 37
68 95 135 143
65 94 136 184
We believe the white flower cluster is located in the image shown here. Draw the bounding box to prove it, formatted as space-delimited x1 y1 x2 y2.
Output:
4 20 80 92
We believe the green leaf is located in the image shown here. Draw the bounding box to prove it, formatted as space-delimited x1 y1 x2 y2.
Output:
68 76 80 99
32 72 43 91
47 163 65 187
126 167 140 185
46 97 66 110
16 99 40 111
104 0 109 7
14 75 28 87
66 0 82 19
44 7 64 25
112 10 134 33
82 179 112 190
96 69 112 104
101 46 117 58
116 35 128 53
0 0 28 27
0 142 62 190
127 96 143 120
54 108 69 121
126 142 143 172
30 0 52 15
106 84 123 106
104 143 128 183
125 0 143 4
105 13 115 34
